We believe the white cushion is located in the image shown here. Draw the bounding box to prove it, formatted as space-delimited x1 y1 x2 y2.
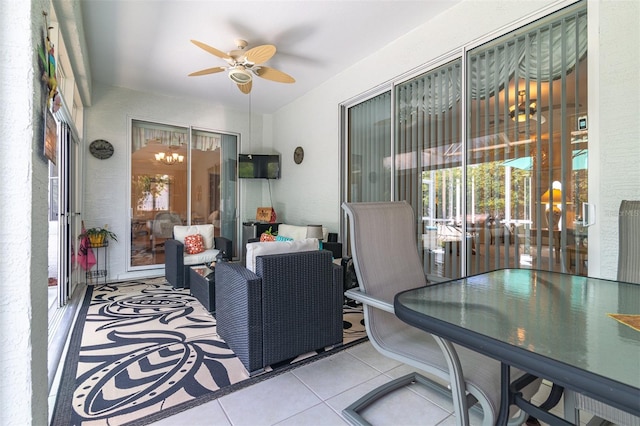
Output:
173 224 215 249
183 248 219 266
277 224 329 241
245 238 319 272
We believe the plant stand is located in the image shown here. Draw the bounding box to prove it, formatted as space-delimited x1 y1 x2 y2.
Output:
87 241 108 284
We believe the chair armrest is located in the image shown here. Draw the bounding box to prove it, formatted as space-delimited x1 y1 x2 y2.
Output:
215 262 264 374
322 241 343 259
344 288 394 314
165 239 184 288
214 236 232 260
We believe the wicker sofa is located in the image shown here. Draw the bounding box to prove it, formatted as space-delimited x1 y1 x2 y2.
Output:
215 249 344 375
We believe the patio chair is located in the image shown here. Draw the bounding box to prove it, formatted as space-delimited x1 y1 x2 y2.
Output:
341 201 541 426
151 211 182 253
570 200 640 426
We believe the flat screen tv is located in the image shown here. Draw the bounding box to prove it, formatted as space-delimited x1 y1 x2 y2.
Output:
238 154 281 179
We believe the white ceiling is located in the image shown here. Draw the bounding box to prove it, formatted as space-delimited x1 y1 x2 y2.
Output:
80 0 461 114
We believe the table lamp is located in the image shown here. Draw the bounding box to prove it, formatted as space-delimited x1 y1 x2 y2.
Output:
306 225 324 240
541 183 562 229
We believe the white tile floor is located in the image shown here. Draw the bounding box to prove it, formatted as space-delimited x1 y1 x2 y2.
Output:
149 340 583 426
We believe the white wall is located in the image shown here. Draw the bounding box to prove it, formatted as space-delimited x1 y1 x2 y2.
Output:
0 0 50 423
587 0 640 279
271 0 640 278
83 83 266 279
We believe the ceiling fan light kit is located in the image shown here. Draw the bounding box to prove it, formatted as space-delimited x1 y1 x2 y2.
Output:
509 90 546 124
189 39 295 94
229 67 252 84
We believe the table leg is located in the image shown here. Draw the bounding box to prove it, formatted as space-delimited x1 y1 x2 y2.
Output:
497 363 511 425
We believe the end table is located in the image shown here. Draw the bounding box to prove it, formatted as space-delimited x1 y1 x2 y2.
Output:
189 265 215 313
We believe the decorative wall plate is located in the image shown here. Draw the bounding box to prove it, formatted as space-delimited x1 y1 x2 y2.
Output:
294 146 304 164
89 139 114 159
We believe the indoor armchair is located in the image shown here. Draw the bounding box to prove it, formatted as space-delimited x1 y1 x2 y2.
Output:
165 224 232 289
215 249 343 376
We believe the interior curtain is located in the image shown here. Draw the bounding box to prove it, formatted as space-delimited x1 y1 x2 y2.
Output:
396 11 588 115
469 12 587 100
131 121 188 152
192 130 221 151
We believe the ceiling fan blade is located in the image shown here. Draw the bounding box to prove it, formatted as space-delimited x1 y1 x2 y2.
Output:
190 39 232 60
244 44 276 64
237 81 252 94
188 66 226 77
255 66 295 83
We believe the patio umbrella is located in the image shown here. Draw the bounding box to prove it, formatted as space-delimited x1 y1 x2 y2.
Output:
500 150 588 171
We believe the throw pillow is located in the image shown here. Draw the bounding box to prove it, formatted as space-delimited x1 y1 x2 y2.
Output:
184 234 205 254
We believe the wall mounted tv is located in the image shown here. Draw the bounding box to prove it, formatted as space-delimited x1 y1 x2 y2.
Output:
238 154 281 179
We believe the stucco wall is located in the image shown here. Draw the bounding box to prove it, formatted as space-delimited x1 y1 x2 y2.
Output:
0 0 50 423
587 0 640 279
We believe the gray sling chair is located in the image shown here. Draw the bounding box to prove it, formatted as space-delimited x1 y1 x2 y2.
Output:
567 200 640 426
341 201 542 426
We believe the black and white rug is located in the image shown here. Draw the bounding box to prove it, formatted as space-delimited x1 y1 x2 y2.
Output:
51 278 366 426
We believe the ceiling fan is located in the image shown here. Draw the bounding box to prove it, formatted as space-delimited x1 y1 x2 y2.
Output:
188 39 295 94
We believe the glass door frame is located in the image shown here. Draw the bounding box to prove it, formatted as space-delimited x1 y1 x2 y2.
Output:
127 117 239 272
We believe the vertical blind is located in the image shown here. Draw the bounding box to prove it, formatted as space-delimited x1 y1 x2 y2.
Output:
347 92 391 203
395 61 464 278
466 7 588 275
345 4 588 279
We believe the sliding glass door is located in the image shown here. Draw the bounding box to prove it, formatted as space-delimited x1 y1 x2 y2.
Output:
344 3 588 280
130 120 238 269
466 7 588 276
347 92 392 203
396 60 464 278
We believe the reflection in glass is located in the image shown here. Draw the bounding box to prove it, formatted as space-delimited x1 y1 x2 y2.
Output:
130 120 237 268
344 5 587 280
466 7 588 276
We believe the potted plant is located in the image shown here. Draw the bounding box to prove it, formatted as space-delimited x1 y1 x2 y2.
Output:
82 225 118 247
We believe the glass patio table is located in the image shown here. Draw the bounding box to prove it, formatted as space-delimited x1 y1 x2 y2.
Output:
394 268 640 425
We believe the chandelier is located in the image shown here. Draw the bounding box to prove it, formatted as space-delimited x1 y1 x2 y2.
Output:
509 90 546 124
155 150 184 165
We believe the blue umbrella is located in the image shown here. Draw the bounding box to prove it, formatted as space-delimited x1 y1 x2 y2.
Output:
500 150 587 171
501 156 533 170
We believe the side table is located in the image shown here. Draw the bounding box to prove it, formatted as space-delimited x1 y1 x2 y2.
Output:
189 265 215 314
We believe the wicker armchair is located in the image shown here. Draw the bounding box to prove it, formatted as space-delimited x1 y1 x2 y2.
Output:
215 250 343 376
165 224 232 289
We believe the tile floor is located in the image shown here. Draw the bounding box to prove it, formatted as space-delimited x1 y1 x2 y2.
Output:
46 281 598 426
150 340 587 426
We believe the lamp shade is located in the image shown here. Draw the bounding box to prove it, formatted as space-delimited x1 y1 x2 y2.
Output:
306 225 323 240
541 188 562 204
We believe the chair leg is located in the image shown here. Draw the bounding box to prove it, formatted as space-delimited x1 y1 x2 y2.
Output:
433 336 470 426
343 372 459 426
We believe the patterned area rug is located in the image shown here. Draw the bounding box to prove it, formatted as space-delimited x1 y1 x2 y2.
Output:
51 278 366 426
